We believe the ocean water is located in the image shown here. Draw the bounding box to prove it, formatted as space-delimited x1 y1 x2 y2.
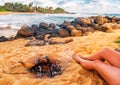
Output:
0 13 90 29
0 13 120 37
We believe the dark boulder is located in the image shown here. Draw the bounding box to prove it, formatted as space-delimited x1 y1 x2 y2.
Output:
105 16 112 20
31 24 38 36
89 24 101 30
76 27 82 31
95 15 104 25
34 28 49 36
0 36 8 42
61 21 71 28
112 23 120 29
58 29 70 37
104 16 112 23
45 34 59 40
49 34 59 38
111 16 119 23
34 28 58 39
75 17 91 26
44 34 51 40
117 21 120 24
70 21 79 27
103 18 109 23
31 24 38 31
39 22 49 29
49 37 73 45
71 30 82 36
65 25 76 32
35 35 44 40
25 37 34 40
101 23 114 32
79 27 94 33
89 17 96 23
49 23 55 29
74 24 81 29
48 29 59 34
25 40 46 46
75 25 82 30
16 25 34 37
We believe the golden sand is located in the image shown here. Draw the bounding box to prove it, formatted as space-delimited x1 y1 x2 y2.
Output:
0 30 120 85
0 12 41 15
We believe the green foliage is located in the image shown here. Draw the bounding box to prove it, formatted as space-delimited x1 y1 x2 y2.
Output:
115 37 120 43
13 2 23 12
1 2 67 13
54 7 66 13
0 6 7 12
4 2 14 11
22 5 30 12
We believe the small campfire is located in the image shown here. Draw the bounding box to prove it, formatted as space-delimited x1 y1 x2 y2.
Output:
27 56 62 78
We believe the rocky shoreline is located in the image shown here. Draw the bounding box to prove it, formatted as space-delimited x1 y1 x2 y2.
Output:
0 15 120 46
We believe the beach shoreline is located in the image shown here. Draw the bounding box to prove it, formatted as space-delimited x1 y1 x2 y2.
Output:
0 14 120 85
0 0 120 84
0 29 120 85
0 12 42 15
0 12 70 15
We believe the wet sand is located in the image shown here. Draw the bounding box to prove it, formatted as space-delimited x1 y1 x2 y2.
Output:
0 29 120 85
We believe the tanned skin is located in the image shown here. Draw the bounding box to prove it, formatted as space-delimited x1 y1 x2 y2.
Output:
72 48 120 85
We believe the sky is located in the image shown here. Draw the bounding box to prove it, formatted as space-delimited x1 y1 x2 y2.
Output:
0 0 120 14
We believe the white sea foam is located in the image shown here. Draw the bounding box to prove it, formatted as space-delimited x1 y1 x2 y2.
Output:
0 29 18 38
0 14 77 30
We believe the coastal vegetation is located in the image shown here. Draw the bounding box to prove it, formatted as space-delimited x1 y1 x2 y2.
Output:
115 37 120 43
0 2 67 13
0 6 7 12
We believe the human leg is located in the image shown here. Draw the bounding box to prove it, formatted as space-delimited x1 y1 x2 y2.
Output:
72 55 120 85
93 60 120 85
80 48 120 68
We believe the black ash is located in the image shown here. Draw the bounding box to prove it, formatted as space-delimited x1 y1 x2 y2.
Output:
29 56 62 78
